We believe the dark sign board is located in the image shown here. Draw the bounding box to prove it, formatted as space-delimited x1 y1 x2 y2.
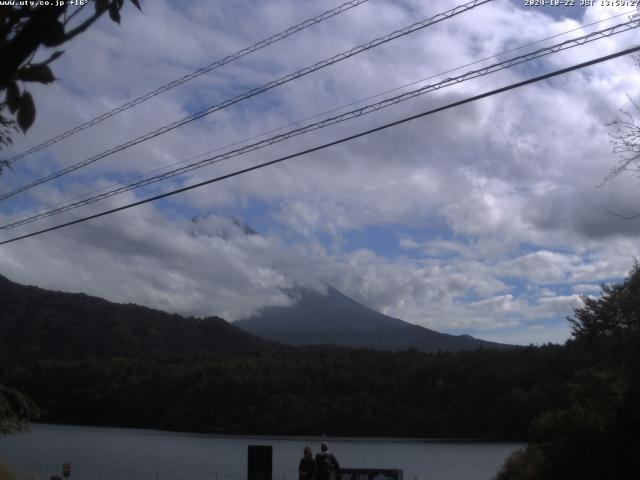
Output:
247 445 272 480
340 468 403 480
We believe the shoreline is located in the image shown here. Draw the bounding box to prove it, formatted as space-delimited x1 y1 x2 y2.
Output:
27 422 526 444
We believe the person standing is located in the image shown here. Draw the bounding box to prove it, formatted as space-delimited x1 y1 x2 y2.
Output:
315 442 340 480
299 446 316 480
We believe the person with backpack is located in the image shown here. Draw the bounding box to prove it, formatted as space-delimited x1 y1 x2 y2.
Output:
315 442 340 480
299 446 316 480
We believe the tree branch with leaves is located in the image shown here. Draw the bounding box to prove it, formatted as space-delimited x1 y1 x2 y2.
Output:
0 0 141 173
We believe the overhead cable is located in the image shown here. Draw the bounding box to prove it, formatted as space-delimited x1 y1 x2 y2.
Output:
0 0 493 202
5 0 371 165
5 8 632 228
2 19 637 230
1 44 638 246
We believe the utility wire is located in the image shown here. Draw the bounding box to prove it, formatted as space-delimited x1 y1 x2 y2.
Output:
0 0 493 203
1 44 638 246
2 19 637 230
4 9 632 228
5 0 371 165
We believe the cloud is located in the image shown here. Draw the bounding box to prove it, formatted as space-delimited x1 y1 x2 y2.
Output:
571 283 602 294
1 0 640 345
498 250 581 284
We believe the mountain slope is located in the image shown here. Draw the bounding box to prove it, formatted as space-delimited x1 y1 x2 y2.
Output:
235 286 510 352
0 274 272 360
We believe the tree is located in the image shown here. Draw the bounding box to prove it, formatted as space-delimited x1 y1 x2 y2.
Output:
606 99 640 201
570 260 640 380
603 7 640 206
0 385 39 434
0 0 141 173
495 263 640 479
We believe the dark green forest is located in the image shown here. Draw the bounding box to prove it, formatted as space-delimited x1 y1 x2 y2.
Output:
0 345 571 438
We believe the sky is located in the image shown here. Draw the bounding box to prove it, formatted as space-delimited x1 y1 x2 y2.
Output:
1 0 640 345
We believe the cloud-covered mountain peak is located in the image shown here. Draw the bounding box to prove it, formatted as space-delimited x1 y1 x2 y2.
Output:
190 213 258 241
235 284 511 352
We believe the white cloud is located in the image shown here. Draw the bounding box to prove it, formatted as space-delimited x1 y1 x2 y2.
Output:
498 250 581 283
571 283 602 294
1 0 640 345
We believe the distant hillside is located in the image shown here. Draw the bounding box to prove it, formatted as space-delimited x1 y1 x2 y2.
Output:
235 286 510 352
0 274 272 360
0 277 571 439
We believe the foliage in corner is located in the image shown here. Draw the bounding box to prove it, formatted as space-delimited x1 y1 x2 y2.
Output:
0 384 39 434
0 0 142 170
495 262 640 479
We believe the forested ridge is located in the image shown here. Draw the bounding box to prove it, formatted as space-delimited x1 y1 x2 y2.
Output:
0 274 504 357
0 274 274 360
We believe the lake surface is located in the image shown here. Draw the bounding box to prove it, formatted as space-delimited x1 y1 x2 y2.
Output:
0 424 522 480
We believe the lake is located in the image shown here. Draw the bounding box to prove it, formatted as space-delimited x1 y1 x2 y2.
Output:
0 424 521 480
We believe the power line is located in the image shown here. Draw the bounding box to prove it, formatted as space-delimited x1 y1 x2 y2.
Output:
2 18 637 230
5 0 371 165
4 19 636 229
0 0 493 203
2 44 638 246
4 9 632 228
